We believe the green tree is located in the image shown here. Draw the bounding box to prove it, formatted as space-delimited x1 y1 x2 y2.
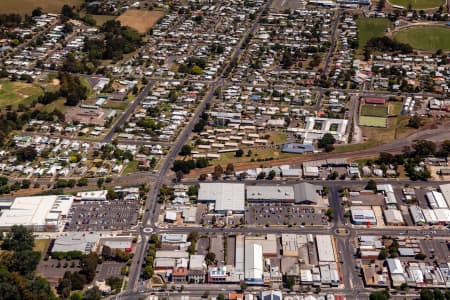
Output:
235 149 244 157
413 140 436 157
408 115 421 129
83 286 102 300
420 289 434 300
366 179 377 191
1 225 34 251
369 290 389 300
318 133 336 151
180 144 192 156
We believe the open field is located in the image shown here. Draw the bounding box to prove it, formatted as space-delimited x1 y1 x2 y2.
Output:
0 80 43 108
33 239 50 254
359 116 387 127
0 0 82 15
91 15 116 26
360 104 388 117
389 101 403 115
117 9 165 33
388 0 443 9
394 27 450 51
357 18 392 50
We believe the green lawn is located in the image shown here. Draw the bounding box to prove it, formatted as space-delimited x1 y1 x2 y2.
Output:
394 27 450 51
123 161 139 175
357 18 392 50
360 104 388 117
388 0 443 9
359 116 387 127
0 80 43 108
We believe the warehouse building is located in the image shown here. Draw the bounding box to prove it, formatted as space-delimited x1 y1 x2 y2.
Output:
316 235 336 263
0 195 73 231
246 183 323 204
409 206 426 225
439 183 450 207
246 185 295 202
52 232 100 253
245 243 264 284
350 208 377 225
198 183 245 214
426 191 448 209
384 209 404 226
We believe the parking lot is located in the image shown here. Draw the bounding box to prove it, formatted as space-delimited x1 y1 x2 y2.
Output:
245 204 328 226
65 200 140 231
95 261 125 281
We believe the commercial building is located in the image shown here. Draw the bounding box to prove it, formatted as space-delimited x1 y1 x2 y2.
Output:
0 195 73 231
315 235 336 263
350 208 377 225
246 183 322 204
281 143 314 154
52 232 100 253
246 185 295 202
100 237 134 253
409 206 426 225
261 290 283 300
198 183 245 214
426 191 448 209
75 190 108 201
439 183 450 207
245 243 264 284
384 209 404 226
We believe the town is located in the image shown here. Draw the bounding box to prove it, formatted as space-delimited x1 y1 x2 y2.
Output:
0 0 449 299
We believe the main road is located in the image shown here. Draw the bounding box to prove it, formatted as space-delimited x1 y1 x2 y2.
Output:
123 0 273 295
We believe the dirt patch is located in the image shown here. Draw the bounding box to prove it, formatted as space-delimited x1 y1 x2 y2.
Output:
117 9 165 33
52 79 60 86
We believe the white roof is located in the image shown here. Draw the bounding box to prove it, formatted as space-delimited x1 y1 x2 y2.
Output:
245 243 263 281
246 185 294 201
316 235 335 262
76 190 107 201
198 183 245 211
440 183 450 207
387 258 404 274
0 195 73 229
384 209 404 224
52 232 99 253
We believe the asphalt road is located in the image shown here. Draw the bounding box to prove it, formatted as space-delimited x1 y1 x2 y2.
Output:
103 81 155 143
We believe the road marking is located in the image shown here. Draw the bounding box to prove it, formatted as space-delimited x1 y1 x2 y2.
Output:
143 227 153 233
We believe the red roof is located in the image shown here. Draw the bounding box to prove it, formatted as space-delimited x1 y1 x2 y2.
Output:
365 97 386 105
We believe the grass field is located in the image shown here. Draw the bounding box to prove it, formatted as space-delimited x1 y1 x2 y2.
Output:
388 0 443 9
91 15 116 26
123 161 139 175
394 27 450 51
389 101 403 115
0 80 43 108
357 18 392 50
0 0 82 15
360 104 388 117
33 239 50 254
359 116 387 127
117 9 165 33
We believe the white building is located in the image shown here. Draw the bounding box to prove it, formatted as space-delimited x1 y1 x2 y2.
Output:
245 243 263 284
0 195 73 231
198 183 245 213
75 190 108 201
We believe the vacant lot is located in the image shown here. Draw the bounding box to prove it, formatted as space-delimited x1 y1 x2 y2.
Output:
0 0 82 15
117 9 165 33
359 116 387 127
357 18 392 50
394 27 450 51
388 0 443 9
0 80 43 108
360 104 388 117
